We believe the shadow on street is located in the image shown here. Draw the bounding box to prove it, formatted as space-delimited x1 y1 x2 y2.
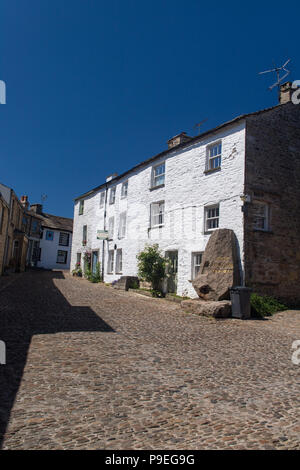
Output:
0 270 114 448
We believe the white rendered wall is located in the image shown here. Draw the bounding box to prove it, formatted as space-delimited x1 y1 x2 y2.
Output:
38 229 72 270
71 121 246 298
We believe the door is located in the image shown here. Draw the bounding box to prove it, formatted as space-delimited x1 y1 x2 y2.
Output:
92 250 99 275
165 251 178 293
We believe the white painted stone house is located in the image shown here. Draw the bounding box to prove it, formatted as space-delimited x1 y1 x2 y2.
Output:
71 116 246 298
37 213 73 270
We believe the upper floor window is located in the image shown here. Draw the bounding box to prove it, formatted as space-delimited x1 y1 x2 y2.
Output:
152 162 165 188
31 220 39 233
109 187 116 204
118 212 127 238
82 225 87 245
253 202 269 231
59 232 70 247
151 201 165 227
108 217 114 239
46 230 54 241
191 252 203 280
121 181 128 198
205 205 219 231
207 142 222 171
100 192 105 208
79 200 84 215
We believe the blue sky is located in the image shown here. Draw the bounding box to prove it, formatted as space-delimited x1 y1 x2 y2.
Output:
1 0 299 218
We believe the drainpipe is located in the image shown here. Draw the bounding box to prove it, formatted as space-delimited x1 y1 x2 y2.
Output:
102 183 108 281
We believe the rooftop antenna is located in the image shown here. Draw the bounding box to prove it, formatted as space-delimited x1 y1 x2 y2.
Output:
41 193 47 207
259 59 291 100
193 118 207 136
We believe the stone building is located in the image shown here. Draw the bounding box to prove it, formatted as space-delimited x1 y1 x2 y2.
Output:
71 83 300 305
0 192 10 275
21 198 73 270
0 183 28 273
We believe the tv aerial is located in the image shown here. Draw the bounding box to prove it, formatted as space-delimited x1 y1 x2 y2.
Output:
259 59 291 96
41 193 48 205
193 119 207 136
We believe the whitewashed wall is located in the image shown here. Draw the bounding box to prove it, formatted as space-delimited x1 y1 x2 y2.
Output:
71 121 246 298
38 229 72 270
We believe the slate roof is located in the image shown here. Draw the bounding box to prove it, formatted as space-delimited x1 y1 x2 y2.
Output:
74 101 289 202
26 210 73 232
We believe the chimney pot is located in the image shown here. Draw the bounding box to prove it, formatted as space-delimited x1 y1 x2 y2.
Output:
279 81 293 104
20 195 29 210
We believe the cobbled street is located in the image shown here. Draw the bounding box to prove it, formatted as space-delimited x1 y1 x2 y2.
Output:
0 270 299 450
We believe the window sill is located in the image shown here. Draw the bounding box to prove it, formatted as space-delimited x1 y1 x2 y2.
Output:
149 184 165 191
149 225 164 229
253 229 273 234
204 228 219 235
204 167 221 175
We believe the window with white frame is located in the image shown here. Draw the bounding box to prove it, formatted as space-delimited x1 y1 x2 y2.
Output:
121 181 128 198
109 187 116 204
116 249 123 273
253 201 269 231
207 142 222 170
205 205 219 231
107 250 114 273
100 192 105 208
59 232 70 247
108 217 114 239
118 212 127 238
57 250 68 264
79 200 84 215
192 252 203 280
151 201 165 227
76 253 81 266
152 162 165 188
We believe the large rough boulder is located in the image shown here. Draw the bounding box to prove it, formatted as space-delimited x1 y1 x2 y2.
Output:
192 229 241 301
181 300 231 318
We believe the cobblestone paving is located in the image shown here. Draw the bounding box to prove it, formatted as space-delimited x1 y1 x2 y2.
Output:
0 270 299 450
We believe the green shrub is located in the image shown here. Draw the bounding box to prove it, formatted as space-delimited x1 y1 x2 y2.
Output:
250 293 287 318
137 244 167 294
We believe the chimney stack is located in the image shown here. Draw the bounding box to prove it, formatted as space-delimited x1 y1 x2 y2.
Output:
279 82 293 104
106 173 118 182
30 203 43 214
167 132 192 149
20 195 29 210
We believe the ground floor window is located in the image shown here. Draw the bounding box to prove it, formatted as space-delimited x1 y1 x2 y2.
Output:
116 249 122 273
57 250 68 264
107 250 114 273
253 201 269 231
76 252 81 265
191 252 203 280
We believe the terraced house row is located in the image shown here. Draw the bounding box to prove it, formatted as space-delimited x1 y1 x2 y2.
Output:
71 83 300 305
0 184 73 273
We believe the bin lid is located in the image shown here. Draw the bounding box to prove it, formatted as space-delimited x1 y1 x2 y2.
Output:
230 286 252 292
